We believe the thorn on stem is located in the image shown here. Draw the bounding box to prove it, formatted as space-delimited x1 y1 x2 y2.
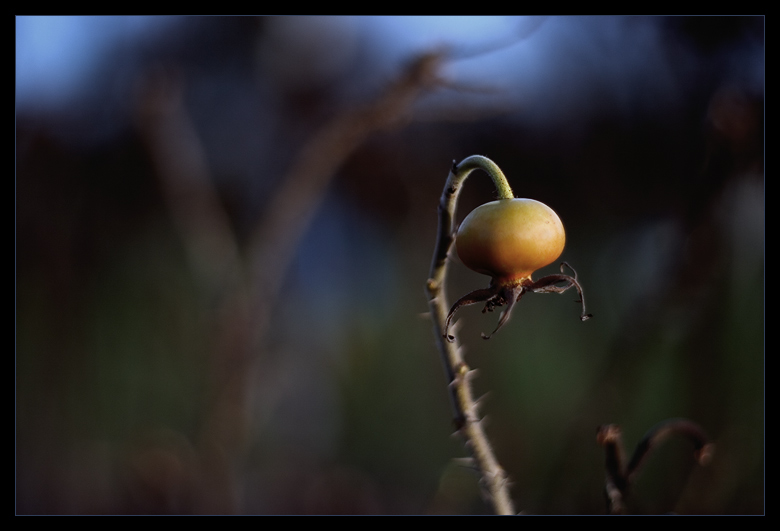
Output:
474 393 489 410
695 443 715 466
452 457 477 469
452 414 466 433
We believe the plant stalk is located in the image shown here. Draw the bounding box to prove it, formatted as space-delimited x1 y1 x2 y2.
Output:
425 155 515 515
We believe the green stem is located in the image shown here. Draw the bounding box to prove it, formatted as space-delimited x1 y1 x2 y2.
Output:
453 155 514 200
425 156 516 515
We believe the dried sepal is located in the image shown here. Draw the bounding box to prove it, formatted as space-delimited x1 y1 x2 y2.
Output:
444 263 591 341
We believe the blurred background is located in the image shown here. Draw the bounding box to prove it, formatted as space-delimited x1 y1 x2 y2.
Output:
16 16 763 514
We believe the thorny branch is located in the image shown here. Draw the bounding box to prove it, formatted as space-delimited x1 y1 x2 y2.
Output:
425 156 516 515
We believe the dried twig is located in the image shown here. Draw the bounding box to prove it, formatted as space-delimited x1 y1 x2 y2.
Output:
597 419 714 514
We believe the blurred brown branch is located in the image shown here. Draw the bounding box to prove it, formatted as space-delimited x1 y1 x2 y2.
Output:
597 419 713 514
136 50 457 512
247 51 446 339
